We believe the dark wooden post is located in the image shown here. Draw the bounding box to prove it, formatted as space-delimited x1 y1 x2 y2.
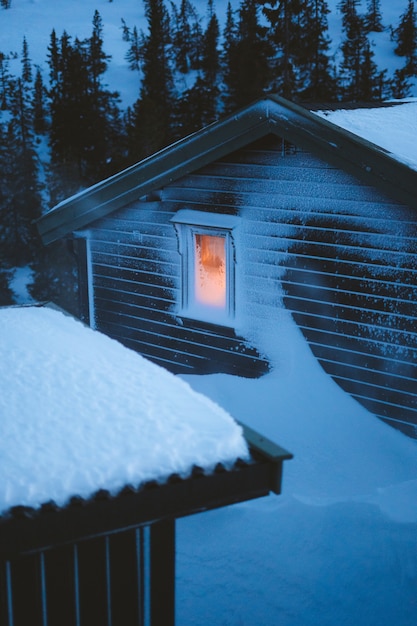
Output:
150 519 175 626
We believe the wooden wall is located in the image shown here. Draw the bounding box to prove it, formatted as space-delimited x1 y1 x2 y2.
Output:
80 197 269 378
79 136 417 437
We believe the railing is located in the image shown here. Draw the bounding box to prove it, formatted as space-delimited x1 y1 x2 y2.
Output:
0 430 292 626
1 519 175 626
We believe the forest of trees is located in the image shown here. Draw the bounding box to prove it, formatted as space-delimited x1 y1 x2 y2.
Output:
0 0 416 308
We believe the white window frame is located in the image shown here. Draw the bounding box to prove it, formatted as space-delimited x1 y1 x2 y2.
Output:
171 209 240 327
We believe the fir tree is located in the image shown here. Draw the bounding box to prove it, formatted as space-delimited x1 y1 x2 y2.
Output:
365 0 384 33
32 67 47 133
121 18 131 42
260 0 306 98
390 66 412 98
129 0 175 161
177 0 221 134
3 78 42 264
200 0 220 87
47 18 123 191
296 0 337 101
21 36 32 84
223 0 272 111
89 11 110 92
125 26 143 72
394 0 417 74
339 0 382 101
0 53 11 110
171 0 195 73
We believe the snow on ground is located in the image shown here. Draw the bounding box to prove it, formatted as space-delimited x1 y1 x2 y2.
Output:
315 101 417 170
0 305 248 514
8 266 35 304
178 310 417 626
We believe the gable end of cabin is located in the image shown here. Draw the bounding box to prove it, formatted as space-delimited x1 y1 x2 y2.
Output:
68 133 417 438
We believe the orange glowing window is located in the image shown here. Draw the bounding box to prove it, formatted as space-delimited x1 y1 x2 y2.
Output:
194 234 226 309
171 209 239 325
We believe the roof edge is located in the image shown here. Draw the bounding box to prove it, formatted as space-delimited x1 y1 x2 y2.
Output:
37 95 417 244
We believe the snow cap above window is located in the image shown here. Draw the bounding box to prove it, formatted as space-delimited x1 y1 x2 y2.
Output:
171 209 240 229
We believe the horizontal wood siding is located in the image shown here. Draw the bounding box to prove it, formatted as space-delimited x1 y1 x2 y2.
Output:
86 205 269 377
83 135 417 436
162 136 417 437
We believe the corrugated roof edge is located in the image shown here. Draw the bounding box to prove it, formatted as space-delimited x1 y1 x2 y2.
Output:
37 95 417 245
0 434 292 559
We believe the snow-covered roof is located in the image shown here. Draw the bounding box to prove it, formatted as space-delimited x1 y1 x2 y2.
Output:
37 95 417 245
314 100 417 171
0 304 251 515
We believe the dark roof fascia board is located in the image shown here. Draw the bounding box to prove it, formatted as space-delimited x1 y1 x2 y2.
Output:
37 95 417 244
266 96 417 211
0 439 292 559
37 109 272 244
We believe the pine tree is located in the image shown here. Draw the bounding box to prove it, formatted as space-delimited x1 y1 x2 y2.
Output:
365 0 384 32
260 0 308 99
21 37 33 84
177 0 221 134
339 0 382 101
296 0 338 101
129 0 175 161
201 0 220 83
394 0 417 74
47 17 124 191
171 0 195 73
390 66 412 98
0 53 11 110
32 67 47 133
125 26 143 72
223 0 272 111
3 78 42 264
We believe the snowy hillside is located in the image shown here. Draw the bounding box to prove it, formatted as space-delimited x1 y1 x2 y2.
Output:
1 0 416 107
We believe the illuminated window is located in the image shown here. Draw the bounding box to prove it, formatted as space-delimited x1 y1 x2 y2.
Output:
172 210 239 326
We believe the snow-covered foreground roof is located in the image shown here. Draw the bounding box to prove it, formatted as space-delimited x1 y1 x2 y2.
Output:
0 306 249 515
314 101 417 170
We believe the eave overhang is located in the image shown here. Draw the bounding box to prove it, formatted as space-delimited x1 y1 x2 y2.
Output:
0 425 292 559
37 95 417 245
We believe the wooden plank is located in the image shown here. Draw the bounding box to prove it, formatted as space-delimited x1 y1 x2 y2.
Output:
109 530 141 626
73 238 90 326
96 318 269 378
312 348 417 393
291 311 417 350
76 537 108 625
8 553 43 626
92 262 177 287
297 323 417 365
44 545 77 626
150 520 175 626
283 294 417 333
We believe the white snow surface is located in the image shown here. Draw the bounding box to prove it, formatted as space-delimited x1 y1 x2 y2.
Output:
0 306 248 514
178 311 417 626
315 101 417 170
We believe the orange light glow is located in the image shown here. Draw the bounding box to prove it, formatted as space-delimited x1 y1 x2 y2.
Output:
194 234 226 308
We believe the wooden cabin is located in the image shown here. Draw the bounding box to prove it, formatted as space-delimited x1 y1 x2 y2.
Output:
37 96 417 439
